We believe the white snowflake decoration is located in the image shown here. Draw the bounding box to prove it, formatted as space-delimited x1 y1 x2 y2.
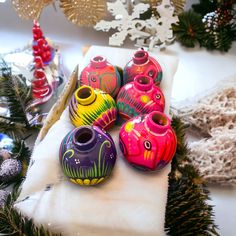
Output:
95 0 179 50
141 0 179 50
94 0 150 46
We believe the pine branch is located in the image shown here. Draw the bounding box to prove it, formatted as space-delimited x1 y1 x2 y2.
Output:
0 188 61 236
192 0 219 17
165 117 219 235
0 75 30 126
173 10 206 48
0 120 28 140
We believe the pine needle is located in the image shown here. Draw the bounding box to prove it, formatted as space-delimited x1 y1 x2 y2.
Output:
165 117 219 235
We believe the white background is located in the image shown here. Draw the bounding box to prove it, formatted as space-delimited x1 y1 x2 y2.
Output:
0 1 236 235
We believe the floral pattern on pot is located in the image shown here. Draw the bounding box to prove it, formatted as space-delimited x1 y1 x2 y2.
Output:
59 126 117 185
69 85 117 130
117 74 165 119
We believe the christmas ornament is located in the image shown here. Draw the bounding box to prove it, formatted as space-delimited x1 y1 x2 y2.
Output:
123 49 162 85
202 3 236 52
119 111 177 171
117 74 165 119
0 134 13 151
60 0 107 27
59 126 117 185
12 0 53 20
80 55 121 97
0 190 9 208
0 159 22 183
69 85 117 130
0 150 12 163
31 21 54 103
32 21 54 65
94 0 150 46
32 69 52 99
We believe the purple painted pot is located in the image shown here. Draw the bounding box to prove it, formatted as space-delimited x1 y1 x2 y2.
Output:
59 125 117 186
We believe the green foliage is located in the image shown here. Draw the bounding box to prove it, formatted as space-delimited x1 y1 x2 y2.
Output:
0 187 61 236
192 0 219 16
173 10 206 48
165 117 219 236
0 59 33 139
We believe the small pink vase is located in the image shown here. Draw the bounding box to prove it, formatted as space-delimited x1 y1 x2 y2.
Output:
80 56 121 98
124 50 162 85
119 111 177 171
116 75 165 119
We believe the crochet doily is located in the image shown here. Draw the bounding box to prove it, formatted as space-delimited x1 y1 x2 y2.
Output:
172 76 236 186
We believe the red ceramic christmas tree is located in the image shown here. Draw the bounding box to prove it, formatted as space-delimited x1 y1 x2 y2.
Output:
31 21 52 101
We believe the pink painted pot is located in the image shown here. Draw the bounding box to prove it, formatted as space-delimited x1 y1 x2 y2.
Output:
80 56 121 97
116 74 165 119
124 50 162 85
119 111 177 171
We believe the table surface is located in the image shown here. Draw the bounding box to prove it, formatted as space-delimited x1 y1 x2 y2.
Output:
1 1 236 235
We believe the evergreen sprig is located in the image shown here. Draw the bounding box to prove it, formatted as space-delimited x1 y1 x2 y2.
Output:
173 10 206 48
165 117 219 236
0 59 33 139
0 187 61 236
192 0 219 17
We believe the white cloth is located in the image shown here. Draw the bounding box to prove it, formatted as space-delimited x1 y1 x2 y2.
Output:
15 46 178 236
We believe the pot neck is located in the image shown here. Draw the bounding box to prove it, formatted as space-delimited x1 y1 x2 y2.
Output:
75 86 96 105
90 56 107 68
145 111 170 134
133 50 149 65
133 75 153 91
73 126 97 151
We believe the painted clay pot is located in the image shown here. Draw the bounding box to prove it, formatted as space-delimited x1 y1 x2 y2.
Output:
116 74 165 119
80 56 121 97
59 126 117 185
119 111 177 171
69 85 117 130
123 50 162 85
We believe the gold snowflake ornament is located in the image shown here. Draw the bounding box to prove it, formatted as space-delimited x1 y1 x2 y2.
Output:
12 0 53 20
60 0 107 27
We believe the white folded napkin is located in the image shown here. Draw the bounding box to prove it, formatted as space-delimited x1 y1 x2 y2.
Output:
15 46 178 236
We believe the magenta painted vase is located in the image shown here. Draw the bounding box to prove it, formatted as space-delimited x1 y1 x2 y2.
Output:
124 50 162 85
80 56 121 97
116 74 165 119
59 125 117 185
119 111 177 171
69 85 117 130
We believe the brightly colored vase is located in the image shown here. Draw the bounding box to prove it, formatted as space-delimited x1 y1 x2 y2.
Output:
116 74 165 119
119 111 177 171
80 56 121 97
59 126 117 185
123 50 162 85
69 85 117 130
